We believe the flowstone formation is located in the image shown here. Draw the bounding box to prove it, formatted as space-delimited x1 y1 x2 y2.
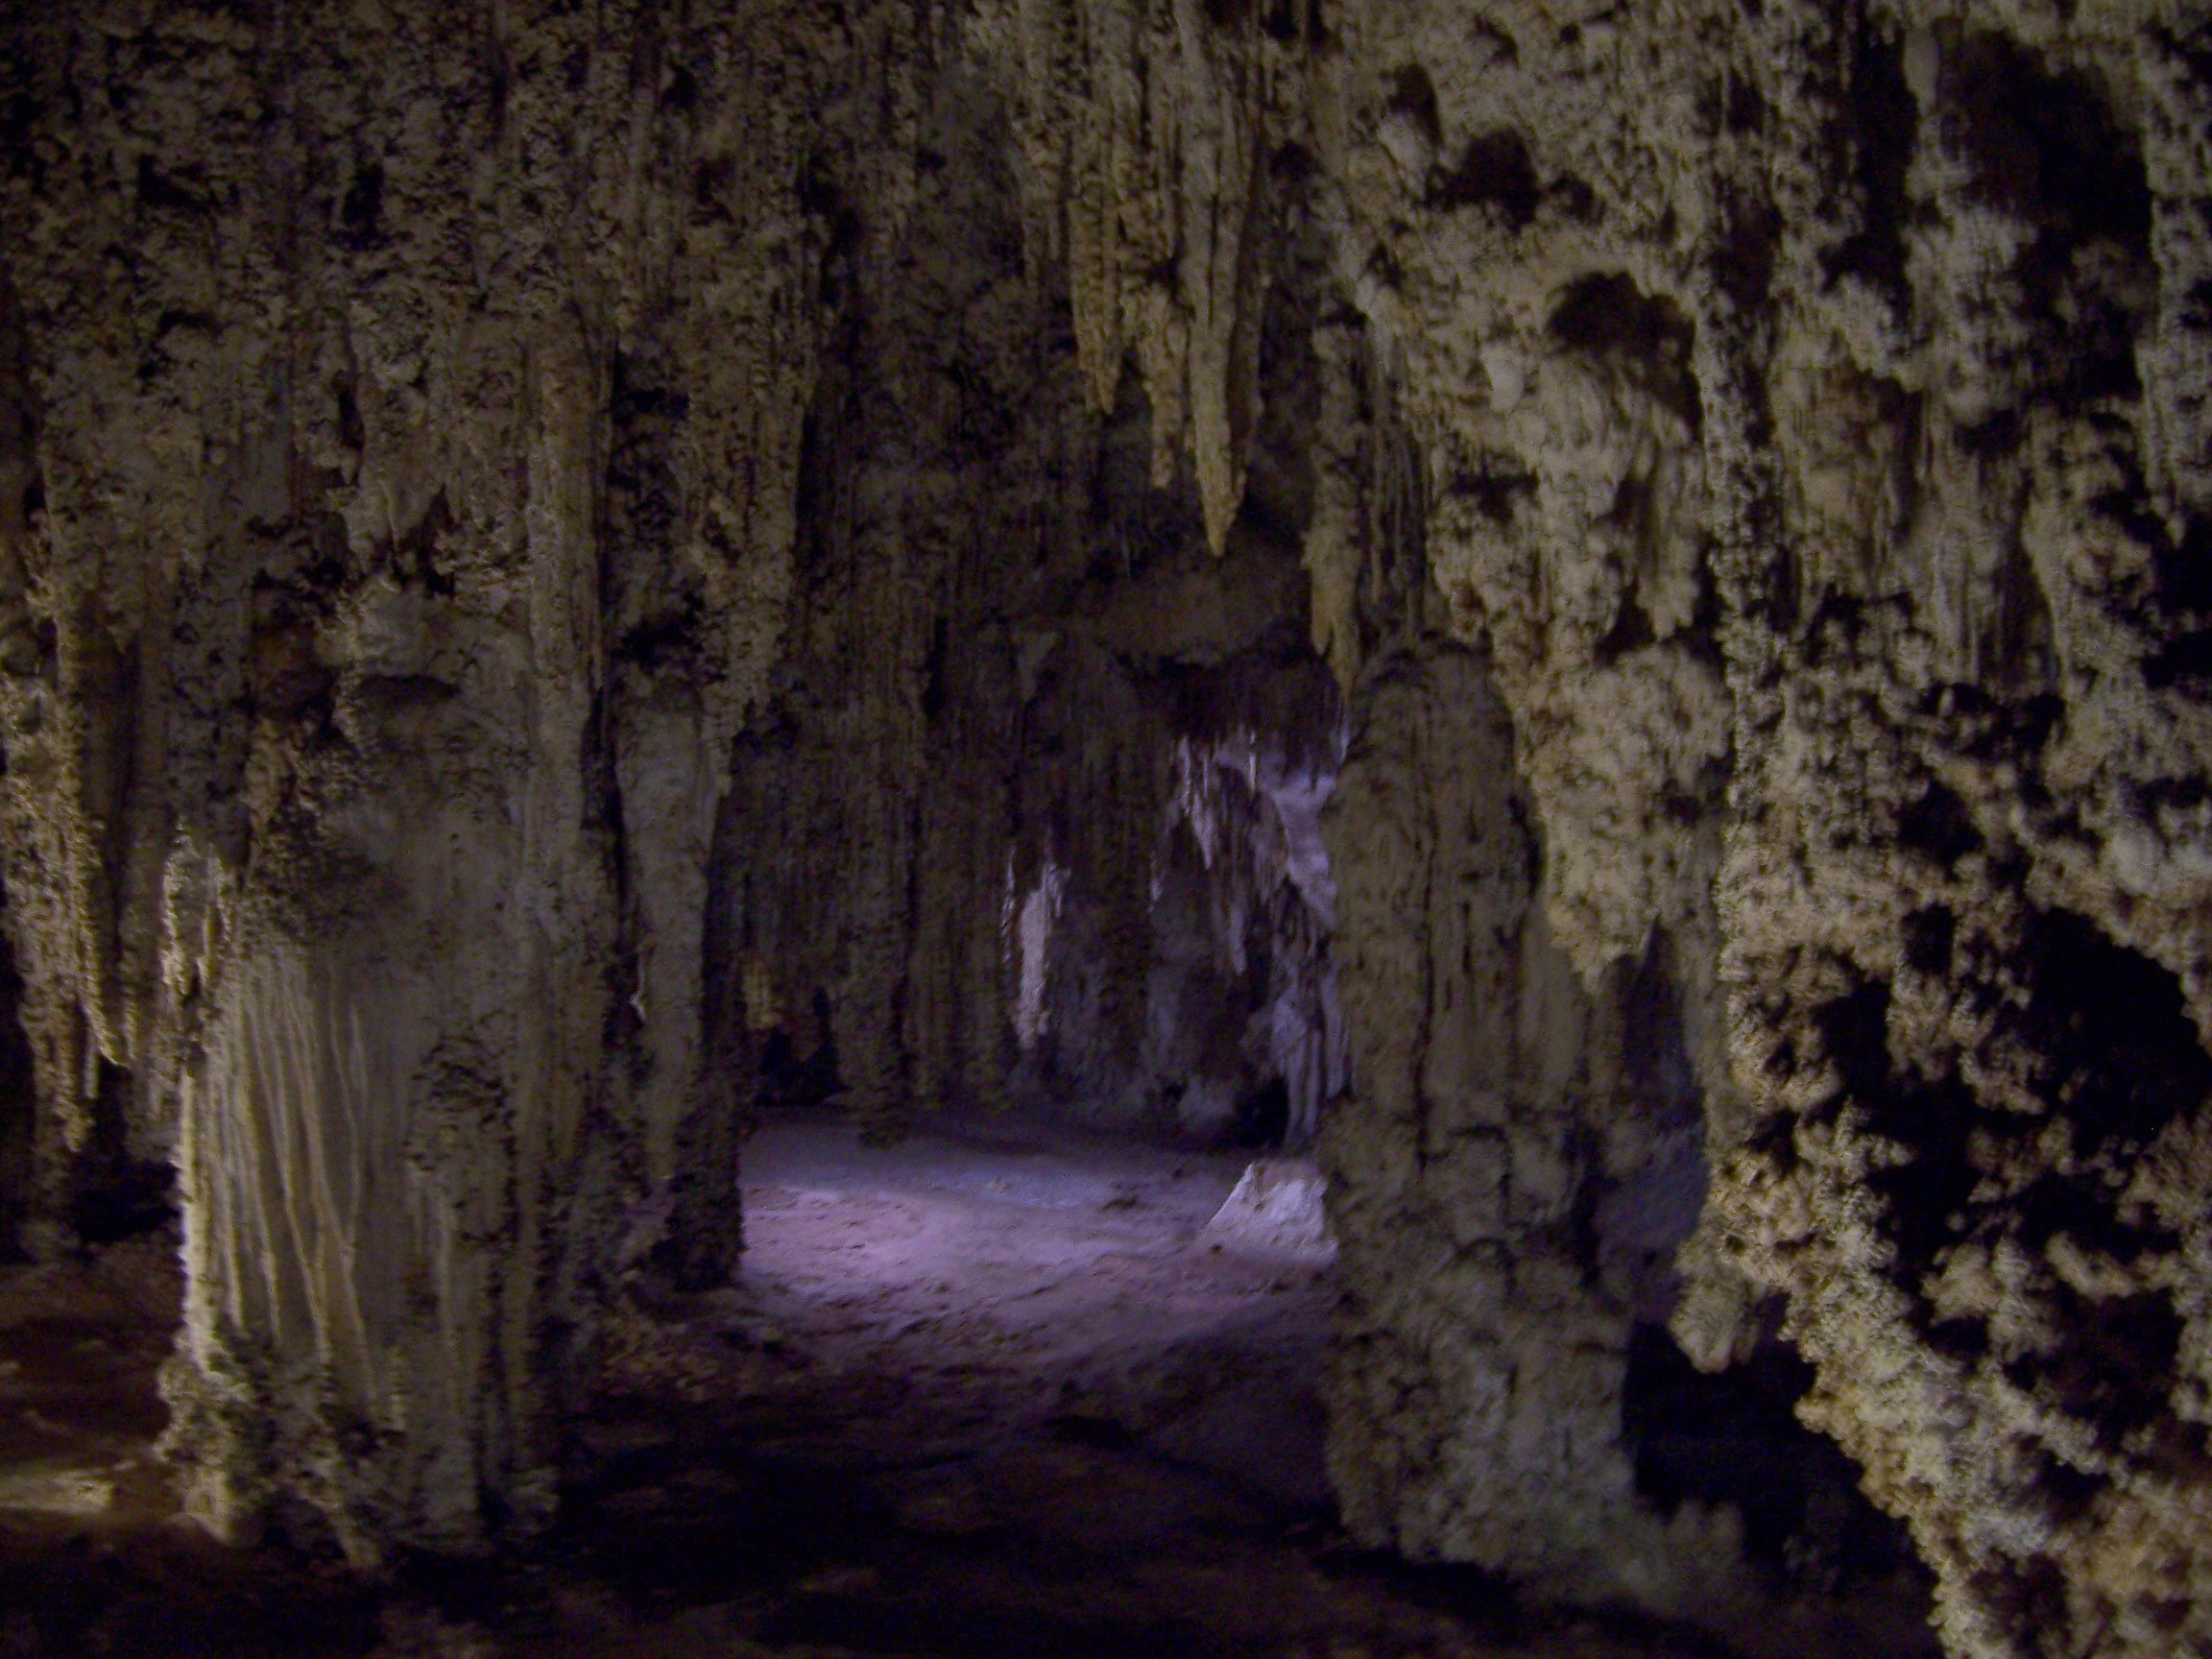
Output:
0 0 849 1557
1324 643 1719 1602
1 4 2210 1657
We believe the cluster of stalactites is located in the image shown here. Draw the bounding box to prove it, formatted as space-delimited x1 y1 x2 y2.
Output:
1158 723 1346 1144
988 0 1308 555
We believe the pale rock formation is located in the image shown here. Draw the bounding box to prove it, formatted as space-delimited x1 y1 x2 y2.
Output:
0 0 842 1556
1204 1155 1335 1254
1322 644 1720 1610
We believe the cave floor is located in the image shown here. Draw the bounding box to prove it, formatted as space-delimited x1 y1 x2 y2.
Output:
0 1114 1931 1659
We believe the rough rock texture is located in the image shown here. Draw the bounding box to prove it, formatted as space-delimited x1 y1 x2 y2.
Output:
991 1 2212 1652
0 0 842 1557
3 3 2211 1656
0 0 1354 1552
1290 5 2212 1655
1692 14 2212 1657
1323 643 1712 1603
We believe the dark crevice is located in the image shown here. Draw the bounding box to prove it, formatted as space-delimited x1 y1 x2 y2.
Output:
1949 34 2154 415
1623 1326 1918 1586
1810 975 1981 1268
65 1059 175 1246
339 161 385 250
1593 589 1655 666
1431 131 1538 228
1824 17 1914 305
2141 515 2212 679
754 996 842 1110
1382 65 1440 156
1547 273 1701 432
2012 909 2212 1160
1897 781 1982 868
1901 905 1956 975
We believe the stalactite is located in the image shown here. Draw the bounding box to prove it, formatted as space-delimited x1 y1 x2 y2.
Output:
993 0 1306 553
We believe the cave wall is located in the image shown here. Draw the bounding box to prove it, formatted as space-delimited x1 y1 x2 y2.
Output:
0 0 855 1556
1323 637 1733 1607
1695 14 2212 1656
995 0 2212 1651
1305 4 2212 1654
1 4 2210 1656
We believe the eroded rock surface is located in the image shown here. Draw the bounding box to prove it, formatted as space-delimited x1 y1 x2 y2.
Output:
0 1 842 1557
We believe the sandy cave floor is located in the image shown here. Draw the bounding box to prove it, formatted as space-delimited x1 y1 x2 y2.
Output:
0 1114 1934 1659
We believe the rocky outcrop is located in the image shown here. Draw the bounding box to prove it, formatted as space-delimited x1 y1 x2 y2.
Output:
2 3 2210 1655
1694 15 2212 1656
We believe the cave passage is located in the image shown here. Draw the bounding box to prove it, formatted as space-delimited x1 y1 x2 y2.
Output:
683 714 1353 1559
1000 721 1350 1154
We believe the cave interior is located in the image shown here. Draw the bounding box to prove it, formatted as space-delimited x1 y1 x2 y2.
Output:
1 3 2211 1658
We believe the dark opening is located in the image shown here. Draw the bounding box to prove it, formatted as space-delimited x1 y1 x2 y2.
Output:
757 989 841 1109
1623 1325 1919 1588
1431 131 1539 228
1547 272 1702 431
65 1059 176 1248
